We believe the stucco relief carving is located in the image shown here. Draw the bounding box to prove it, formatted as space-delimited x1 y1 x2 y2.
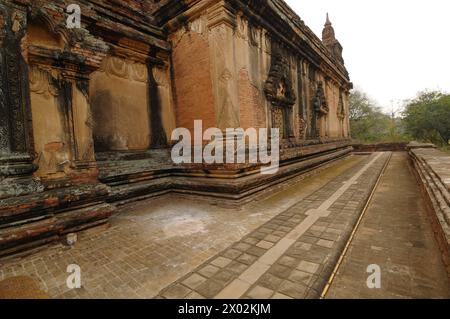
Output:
29 66 59 98
190 17 206 35
99 56 148 83
236 14 247 39
337 90 346 119
264 53 296 107
263 31 271 53
11 11 25 33
313 82 329 116
217 67 239 129
311 82 329 138
152 66 169 88
265 49 296 138
36 141 70 176
248 24 259 47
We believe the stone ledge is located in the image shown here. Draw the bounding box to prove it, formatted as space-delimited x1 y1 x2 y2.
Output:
97 141 353 204
0 184 116 257
408 143 450 276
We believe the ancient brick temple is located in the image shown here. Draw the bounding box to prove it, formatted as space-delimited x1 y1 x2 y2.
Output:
0 0 352 256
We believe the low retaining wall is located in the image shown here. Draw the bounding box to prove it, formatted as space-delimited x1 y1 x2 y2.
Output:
408 142 450 277
352 142 407 152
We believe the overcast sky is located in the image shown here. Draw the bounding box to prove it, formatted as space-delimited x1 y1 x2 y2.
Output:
285 0 450 113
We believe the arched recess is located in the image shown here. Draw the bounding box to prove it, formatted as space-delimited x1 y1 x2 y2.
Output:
27 17 70 180
25 10 108 183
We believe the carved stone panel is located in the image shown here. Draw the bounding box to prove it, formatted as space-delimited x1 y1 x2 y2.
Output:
311 82 329 138
272 106 285 139
264 45 296 138
0 5 34 163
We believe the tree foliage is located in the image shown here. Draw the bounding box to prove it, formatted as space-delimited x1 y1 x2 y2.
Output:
402 91 450 146
349 89 400 142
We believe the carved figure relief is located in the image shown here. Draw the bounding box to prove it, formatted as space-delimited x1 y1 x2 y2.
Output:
272 106 285 138
337 90 346 137
236 14 247 39
249 24 259 47
311 82 329 138
265 49 296 138
217 68 239 129
313 82 329 116
11 11 25 33
29 66 59 98
337 90 345 119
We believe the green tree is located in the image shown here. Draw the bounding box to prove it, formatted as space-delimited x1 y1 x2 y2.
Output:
402 91 450 146
349 89 392 142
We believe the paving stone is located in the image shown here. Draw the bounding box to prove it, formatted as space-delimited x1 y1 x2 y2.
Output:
242 237 259 245
278 281 308 299
278 256 298 268
272 292 293 299
211 270 235 286
246 285 274 299
317 239 334 249
182 274 207 290
288 270 314 286
186 291 206 299
264 234 282 243
233 243 252 252
222 249 242 260
198 265 220 278
272 231 288 237
246 246 267 257
297 236 318 244
258 273 283 291
268 264 291 279
294 242 312 251
256 241 274 250
236 253 258 265
161 284 191 299
297 261 320 274
211 257 232 268
226 261 249 274
195 280 225 299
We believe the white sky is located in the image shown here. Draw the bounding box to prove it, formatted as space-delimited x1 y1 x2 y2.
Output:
284 0 450 112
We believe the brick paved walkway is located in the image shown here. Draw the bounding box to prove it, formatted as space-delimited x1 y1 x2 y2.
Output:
157 153 391 299
2 152 447 299
325 152 450 299
0 155 366 298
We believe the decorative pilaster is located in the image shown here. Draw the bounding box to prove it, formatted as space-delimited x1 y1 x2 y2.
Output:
207 1 240 130
0 4 43 199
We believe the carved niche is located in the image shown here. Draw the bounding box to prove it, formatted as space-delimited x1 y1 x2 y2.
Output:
264 49 296 139
313 82 329 116
311 82 329 138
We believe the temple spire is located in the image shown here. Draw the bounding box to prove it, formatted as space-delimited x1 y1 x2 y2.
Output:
322 13 335 43
325 12 331 26
322 13 344 64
